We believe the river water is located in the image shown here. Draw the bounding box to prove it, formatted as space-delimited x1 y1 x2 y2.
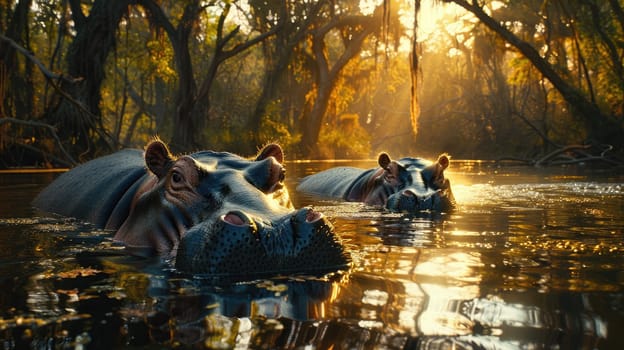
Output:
0 160 623 349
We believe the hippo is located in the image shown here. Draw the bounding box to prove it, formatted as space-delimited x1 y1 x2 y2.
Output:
33 140 350 277
296 153 455 213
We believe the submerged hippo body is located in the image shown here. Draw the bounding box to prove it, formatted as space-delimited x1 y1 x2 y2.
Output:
297 153 456 213
33 141 349 277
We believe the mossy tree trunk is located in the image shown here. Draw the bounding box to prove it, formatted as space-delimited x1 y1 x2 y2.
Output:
44 0 133 160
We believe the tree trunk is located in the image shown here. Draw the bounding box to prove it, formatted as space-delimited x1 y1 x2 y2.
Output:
140 0 275 152
249 2 323 148
45 0 132 159
136 0 199 152
449 0 624 147
1 0 34 121
250 39 294 144
301 80 332 155
300 16 376 156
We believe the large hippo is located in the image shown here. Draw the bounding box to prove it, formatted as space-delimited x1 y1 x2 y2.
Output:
296 153 456 213
33 140 350 277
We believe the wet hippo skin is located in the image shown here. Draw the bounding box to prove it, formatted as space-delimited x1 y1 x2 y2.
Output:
297 153 456 213
33 140 350 277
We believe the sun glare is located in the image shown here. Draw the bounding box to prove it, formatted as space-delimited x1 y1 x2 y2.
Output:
359 0 473 54
417 0 475 42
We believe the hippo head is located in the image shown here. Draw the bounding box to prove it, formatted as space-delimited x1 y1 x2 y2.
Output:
372 153 456 213
114 141 350 277
176 207 345 276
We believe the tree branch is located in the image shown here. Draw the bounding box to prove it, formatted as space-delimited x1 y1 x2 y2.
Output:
587 1 623 80
196 4 282 102
448 0 611 132
0 33 80 84
0 118 77 166
0 33 114 156
136 0 177 41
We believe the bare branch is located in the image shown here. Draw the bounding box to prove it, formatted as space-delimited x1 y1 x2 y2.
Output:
0 33 81 84
1 33 115 152
0 118 77 166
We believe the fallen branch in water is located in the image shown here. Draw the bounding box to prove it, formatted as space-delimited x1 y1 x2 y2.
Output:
497 144 623 167
0 118 76 166
534 144 592 166
13 142 74 168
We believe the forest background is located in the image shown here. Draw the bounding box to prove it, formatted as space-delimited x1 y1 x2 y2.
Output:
1 0 623 167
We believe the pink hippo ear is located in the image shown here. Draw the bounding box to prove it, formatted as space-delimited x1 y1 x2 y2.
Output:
256 143 284 164
437 153 450 170
378 153 392 169
421 153 451 189
145 140 175 179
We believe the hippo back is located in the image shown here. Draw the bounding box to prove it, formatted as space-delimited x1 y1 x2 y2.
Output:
296 167 373 199
33 149 148 229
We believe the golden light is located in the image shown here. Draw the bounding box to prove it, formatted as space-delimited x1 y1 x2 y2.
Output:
414 1 476 41
359 0 473 42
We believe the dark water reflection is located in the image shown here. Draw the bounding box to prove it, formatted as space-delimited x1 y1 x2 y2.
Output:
0 161 623 349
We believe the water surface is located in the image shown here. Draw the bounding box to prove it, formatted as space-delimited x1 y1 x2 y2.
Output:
0 161 623 349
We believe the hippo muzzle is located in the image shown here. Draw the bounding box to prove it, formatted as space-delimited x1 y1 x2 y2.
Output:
176 207 349 276
385 187 455 213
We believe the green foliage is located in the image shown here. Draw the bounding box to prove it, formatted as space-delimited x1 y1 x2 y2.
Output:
317 113 371 159
260 116 301 151
414 0 624 159
2 0 623 167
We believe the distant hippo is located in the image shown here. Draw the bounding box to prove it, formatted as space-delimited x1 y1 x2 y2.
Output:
33 140 350 277
296 153 455 213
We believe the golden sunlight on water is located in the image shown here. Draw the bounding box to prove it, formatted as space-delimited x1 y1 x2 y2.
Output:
413 252 483 284
0 162 621 347
315 160 623 342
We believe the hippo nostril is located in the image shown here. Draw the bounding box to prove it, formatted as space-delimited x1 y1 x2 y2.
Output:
223 213 244 226
292 207 323 225
222 211 248 226
305 209 323 223
221 210 260 235
402 189 416 197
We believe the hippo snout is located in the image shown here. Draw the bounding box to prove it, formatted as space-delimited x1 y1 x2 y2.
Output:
175 208 349 276
386 188 455 213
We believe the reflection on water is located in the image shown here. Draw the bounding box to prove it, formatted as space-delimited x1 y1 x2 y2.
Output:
0 162 623 348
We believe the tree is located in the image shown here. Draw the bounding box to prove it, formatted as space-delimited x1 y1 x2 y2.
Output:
446 0 624 148
1 0 34 122
1 0 35 164
300 12 383 154
246 0 323 148
43 0 135 160
138 0 279 152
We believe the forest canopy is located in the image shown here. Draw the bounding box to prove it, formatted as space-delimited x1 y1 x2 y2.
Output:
1 0 623 167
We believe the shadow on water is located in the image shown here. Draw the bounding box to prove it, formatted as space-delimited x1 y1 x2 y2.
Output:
0 161 623 349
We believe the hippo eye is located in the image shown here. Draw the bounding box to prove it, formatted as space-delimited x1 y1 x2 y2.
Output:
384 172 395 181
171 171 183 183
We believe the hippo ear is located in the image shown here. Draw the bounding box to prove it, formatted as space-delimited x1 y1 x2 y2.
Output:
145 140 175 179
256 143 284 164
378 153 392 169
437 153 450 170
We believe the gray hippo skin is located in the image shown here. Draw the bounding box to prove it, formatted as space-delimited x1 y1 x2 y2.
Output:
297 153 456 213
33 140 350 277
